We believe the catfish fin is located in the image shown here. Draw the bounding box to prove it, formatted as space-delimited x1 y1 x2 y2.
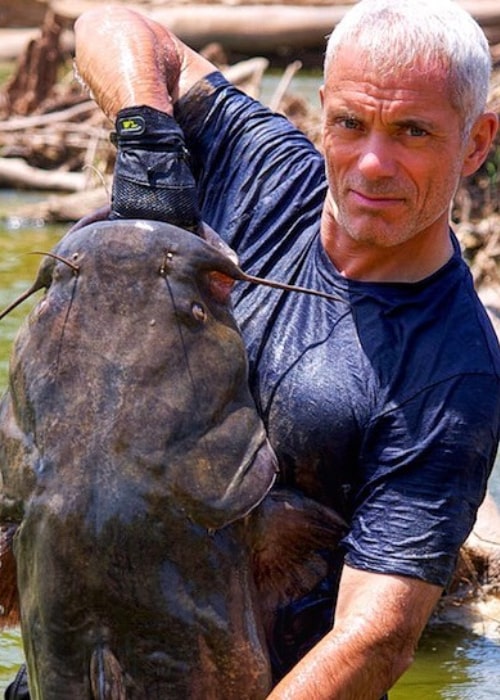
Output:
250 489 347 620
0 523 20 629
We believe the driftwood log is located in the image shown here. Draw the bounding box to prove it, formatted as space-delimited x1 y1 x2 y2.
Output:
2 10 66 117
2 0 500 61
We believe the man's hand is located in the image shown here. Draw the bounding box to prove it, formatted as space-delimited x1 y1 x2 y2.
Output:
268 565 442 699
110 106 201 231
74 6 218 231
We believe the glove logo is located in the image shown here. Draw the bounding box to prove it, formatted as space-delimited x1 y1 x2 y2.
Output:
117 115 146 135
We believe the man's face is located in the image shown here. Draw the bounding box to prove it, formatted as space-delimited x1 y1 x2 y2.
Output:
320 45 469 250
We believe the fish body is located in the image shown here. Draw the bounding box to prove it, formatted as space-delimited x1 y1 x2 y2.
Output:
0 220 346 699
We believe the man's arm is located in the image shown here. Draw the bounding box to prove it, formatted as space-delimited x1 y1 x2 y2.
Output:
74 6 216 228
268 564 442 700
74 5 214 119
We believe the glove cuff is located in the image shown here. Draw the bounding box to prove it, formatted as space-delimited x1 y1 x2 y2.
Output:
110 106 201 233
112 106 186 150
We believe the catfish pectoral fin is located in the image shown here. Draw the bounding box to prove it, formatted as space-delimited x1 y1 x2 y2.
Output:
250 489 347 607
0 523 20 629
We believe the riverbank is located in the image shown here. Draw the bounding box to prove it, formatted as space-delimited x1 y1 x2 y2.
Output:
1 0 500 64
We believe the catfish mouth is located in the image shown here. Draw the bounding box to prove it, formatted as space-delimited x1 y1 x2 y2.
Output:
220 432 278 524
172 422 278 532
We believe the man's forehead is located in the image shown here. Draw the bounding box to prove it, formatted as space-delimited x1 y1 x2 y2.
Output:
325 45 451 98
327 42 450 82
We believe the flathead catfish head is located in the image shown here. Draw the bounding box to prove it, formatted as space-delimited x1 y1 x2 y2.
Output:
2 219 277 531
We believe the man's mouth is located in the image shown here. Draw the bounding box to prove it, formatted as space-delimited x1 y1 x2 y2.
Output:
349 189 405 209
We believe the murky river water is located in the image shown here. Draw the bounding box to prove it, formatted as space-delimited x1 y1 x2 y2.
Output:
0 178 499 698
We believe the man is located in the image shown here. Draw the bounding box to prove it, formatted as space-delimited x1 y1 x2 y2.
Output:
6 0 500 698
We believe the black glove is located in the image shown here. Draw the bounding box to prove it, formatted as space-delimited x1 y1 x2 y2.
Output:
110 105 201 233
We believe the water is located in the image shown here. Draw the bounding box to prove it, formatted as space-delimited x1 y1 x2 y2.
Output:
392 625 500 699
0 629 23 692
259 69 322 109
0 208 62 392
0 201 499 696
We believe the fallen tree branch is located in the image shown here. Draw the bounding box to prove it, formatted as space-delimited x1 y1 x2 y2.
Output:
0 157 90 191
0 101 99 132
11 186 109 223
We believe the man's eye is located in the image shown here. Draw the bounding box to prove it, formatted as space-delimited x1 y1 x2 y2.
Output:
341 117 360 130
406 125 428 137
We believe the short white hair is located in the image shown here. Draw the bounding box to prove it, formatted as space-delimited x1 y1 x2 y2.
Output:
324 0 492 136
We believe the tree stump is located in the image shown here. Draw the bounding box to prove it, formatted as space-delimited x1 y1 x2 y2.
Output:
1 9 65 117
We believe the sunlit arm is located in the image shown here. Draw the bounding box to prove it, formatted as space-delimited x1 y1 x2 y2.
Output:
74 5 214 120
267 565 442 700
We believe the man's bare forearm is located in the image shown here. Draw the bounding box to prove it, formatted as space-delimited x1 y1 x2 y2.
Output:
268 566 442 699
268 618 406 699
74 6 214 119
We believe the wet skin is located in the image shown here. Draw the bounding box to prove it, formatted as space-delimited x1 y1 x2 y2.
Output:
319 45 489 282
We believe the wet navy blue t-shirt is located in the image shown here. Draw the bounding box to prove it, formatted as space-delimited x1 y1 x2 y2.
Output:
176 72 500 589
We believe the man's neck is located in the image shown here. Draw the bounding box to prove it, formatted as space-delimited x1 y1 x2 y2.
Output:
320 203 454 284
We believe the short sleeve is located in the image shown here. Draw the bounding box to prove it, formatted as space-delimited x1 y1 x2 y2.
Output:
344 373 500 586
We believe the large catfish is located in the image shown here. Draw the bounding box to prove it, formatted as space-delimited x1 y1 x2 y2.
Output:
0 220 346 699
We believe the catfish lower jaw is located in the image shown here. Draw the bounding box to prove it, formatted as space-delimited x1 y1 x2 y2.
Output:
172 434 278 531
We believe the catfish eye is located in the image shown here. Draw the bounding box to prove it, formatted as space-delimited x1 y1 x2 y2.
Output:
191 302 207 323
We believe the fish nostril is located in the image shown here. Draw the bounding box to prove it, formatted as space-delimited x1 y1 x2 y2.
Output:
191 302 207 322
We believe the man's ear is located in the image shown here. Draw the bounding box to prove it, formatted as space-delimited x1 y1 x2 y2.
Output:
461 112 498 177
319 85 325 108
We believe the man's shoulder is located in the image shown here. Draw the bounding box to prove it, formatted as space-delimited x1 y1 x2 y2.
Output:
388 256 498 375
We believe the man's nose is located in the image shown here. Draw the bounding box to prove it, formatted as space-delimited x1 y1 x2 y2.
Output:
357 133 398 179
